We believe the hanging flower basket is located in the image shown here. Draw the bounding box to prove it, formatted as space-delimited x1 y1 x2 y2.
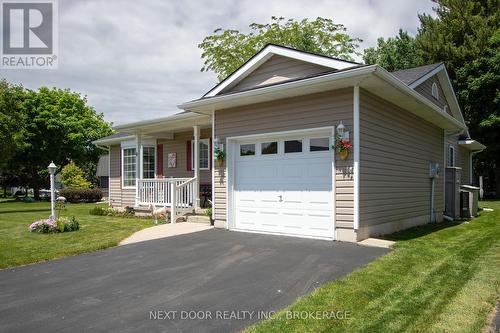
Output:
338 149 349 160
214 147 225 167
334 137 352 160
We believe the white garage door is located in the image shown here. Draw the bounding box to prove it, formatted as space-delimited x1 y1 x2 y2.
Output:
232 132 334 239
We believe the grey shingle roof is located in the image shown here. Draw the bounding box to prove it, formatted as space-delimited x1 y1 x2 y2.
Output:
391 63 442 85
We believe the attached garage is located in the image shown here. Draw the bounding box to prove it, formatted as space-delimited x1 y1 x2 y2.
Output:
227 128 336 240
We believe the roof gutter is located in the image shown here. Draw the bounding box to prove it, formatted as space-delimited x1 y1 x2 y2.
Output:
458 140 486 152
92 135 135 146
113 112 205 131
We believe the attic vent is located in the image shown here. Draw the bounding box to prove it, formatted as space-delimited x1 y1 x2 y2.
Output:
432 82 439 99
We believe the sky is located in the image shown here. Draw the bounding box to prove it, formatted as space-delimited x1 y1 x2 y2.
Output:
1 0 436 126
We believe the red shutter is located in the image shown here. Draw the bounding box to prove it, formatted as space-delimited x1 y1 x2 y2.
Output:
209 138 212 170
187 140 192 171
156 144 163 177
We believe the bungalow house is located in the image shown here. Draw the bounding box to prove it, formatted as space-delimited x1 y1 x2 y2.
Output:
93 44 484 242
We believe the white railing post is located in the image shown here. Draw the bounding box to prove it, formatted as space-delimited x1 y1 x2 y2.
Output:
170 181 177 224
135 132 142 207
193 125 200 210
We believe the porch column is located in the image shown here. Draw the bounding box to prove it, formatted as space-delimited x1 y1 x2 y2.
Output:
135 132 142 206
193 125 200 209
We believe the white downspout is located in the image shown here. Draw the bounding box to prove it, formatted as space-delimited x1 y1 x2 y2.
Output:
430 177 435 223
211 110 215 222
353 85 360 232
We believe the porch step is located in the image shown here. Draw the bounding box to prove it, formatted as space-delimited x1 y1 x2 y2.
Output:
185 213 211 224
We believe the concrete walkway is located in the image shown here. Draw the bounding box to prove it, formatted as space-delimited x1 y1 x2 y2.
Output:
119 222 213 245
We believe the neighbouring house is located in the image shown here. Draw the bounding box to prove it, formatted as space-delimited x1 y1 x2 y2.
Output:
96 154 109 198
92 44 484 242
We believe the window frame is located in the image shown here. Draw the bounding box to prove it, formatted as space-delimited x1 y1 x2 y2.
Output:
191 138 210 170
447 145 455 167
122 147 137 189
431 82 439 100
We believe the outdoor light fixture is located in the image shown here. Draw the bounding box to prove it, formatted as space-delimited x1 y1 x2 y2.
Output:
48 162 57 175
48 161 56 218
336 121 346 139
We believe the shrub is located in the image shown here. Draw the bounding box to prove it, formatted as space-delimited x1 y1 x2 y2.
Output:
64 216 79 231
60 162 91 189
59 188 103 203
29 218 58 233
89 206 116 216
204 207 212 217
29 216 79 233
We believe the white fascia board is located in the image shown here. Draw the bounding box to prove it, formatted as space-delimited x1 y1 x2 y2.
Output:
409 64 467 129
113 112 204 131
458 140 486 151
180 65 376 112
204 45 357 97
92 135 135 146
408 63 445 89
373 67 467 132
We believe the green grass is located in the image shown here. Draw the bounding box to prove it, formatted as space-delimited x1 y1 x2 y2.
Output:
0 201 152 269
245 200 500 333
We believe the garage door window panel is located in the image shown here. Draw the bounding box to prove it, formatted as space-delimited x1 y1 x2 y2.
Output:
240 144 256 156
309 137 330 152
284 140 302 153
261 142 278 155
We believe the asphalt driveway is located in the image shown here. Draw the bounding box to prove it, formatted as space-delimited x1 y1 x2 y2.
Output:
0 230 388 333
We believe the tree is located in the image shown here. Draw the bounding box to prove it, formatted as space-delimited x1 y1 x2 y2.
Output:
363 29 424 71
199 16 362 81
9 86 113 199
415 0 500 196
60 162 91 189
0 80 26 170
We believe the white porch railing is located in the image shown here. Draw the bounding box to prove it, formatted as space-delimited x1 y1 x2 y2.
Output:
137 177 197 223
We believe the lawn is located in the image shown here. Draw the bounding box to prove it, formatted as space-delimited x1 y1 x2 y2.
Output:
246 200 500 333
0 201 152 269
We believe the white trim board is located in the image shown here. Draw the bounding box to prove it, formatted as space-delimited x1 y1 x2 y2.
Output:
353 85 360 231
204 44 358 97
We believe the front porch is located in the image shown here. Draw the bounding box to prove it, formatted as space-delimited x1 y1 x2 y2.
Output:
101 113 213 223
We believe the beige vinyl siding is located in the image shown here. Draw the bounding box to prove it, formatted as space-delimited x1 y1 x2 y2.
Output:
157 129 211 185
415 75 450 114
359 90 444 237
109 145 122 207
226 55 331 93
214 88 354 226
109 145 135 208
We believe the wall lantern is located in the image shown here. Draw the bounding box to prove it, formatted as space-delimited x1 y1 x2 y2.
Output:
336 121 346 139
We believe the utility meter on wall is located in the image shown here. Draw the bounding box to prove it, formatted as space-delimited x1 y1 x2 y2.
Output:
429 162 440 178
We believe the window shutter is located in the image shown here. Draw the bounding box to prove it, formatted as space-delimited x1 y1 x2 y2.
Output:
156 144 163 177
187 140 192 171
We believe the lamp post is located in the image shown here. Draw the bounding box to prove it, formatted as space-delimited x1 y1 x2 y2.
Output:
48 162 57 219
